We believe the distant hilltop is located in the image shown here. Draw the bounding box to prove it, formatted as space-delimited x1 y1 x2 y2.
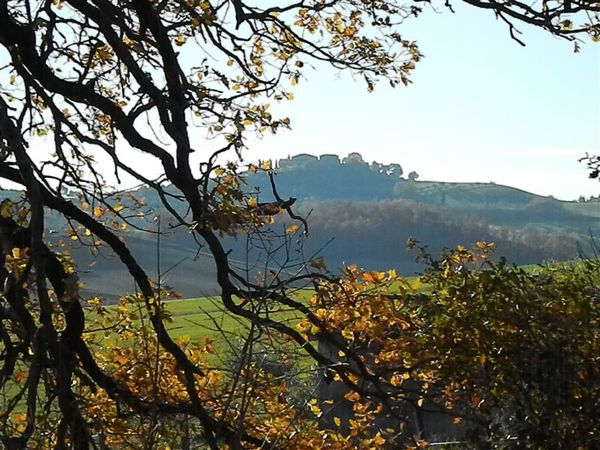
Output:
247 152 565 205
267 152 415 180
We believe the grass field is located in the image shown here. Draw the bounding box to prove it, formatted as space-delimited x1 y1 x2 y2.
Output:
80 288 315 364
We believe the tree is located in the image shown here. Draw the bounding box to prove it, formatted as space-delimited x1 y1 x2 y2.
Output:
300 243 600 448
408 171 420 181
0 1 598 449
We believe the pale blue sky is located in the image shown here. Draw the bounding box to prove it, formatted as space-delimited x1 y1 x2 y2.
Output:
1 3 598 200
244 3 600 201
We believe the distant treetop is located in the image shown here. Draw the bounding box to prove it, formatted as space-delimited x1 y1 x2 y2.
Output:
276 152 405 179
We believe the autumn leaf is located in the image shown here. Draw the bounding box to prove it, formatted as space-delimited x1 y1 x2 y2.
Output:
13 413 27 423
343 391 360 402
95 44 113 60
13 371 27 383
286 223 299 234
0 200 13 218
372 433 386 446
362 271 386 284
215 184 228 196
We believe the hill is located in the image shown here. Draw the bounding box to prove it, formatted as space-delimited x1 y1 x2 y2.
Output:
2 152 599 301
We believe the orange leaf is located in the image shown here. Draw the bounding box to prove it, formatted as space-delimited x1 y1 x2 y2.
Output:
286 224 299 234
13 371 26 383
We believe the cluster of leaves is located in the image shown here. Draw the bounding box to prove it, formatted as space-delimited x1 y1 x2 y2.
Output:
3 291 381 449
299 243 600 448
204 161 296 235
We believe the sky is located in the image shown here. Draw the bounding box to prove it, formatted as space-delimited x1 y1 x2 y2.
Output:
1 3 598 201
242 3 600 201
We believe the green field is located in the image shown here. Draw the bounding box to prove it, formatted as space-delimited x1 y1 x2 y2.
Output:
81 288 315 364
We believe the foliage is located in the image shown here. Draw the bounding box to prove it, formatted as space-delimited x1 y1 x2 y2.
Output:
0 0 598 449
296 199 579 271
299 244 600 448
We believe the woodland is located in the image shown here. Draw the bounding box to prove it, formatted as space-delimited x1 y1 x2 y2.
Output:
0 1 599 449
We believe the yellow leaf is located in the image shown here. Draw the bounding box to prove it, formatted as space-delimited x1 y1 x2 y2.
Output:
96 45 113 60
341 327 354 342
286 224 299 234
333 417 341 427
11 248 21 259
417 398 424 407
309 403 321 416
0 200 13 218
373 433 386 446
260 160 271 170
344 391 360 402
93 207 103 218
174 35 187 46
247 197 257 208
84 229 92 236
114 203 124 212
